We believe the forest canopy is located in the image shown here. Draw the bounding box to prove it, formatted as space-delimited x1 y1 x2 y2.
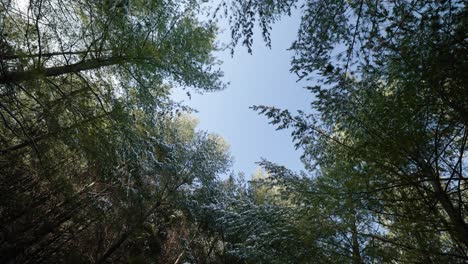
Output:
1 0 467 263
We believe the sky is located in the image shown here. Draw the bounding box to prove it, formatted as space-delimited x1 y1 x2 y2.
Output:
175 10 313 177
11 0 311 177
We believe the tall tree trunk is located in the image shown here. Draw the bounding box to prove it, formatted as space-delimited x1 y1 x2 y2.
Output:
95 201 161 264
425 167 468 249
0 57 125 84
0 50 108 60
349 208 363 264
95 231 131 264
0 114 106 155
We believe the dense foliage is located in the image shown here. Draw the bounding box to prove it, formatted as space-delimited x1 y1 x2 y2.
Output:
1 0 467 263
218 0 468 263
1 0 230 263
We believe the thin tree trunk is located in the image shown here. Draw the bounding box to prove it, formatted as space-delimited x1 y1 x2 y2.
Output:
95 201 161 264
0 57 125 84
0 114 106 155
95 231 131 264
0 50 108 60
349 201 363 264
425 167 468 248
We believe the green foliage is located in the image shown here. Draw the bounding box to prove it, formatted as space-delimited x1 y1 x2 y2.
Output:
0 0 231 263
1 0 467 263
222 0 468 263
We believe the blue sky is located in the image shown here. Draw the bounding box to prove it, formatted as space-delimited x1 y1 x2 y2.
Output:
172 12 312 177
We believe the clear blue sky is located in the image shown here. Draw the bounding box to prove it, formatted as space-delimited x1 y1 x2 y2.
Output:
172 12 312 176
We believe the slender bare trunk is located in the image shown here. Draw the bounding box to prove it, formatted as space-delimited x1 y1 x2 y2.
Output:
425 167 468 248
349 202 363 264
0 50 109 60
0 57 125 84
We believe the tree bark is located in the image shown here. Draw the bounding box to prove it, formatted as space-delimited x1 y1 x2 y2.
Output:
349 201 363 264
425 167 468 249
95 201 161 264
0 57 125 84
0 50 108 60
